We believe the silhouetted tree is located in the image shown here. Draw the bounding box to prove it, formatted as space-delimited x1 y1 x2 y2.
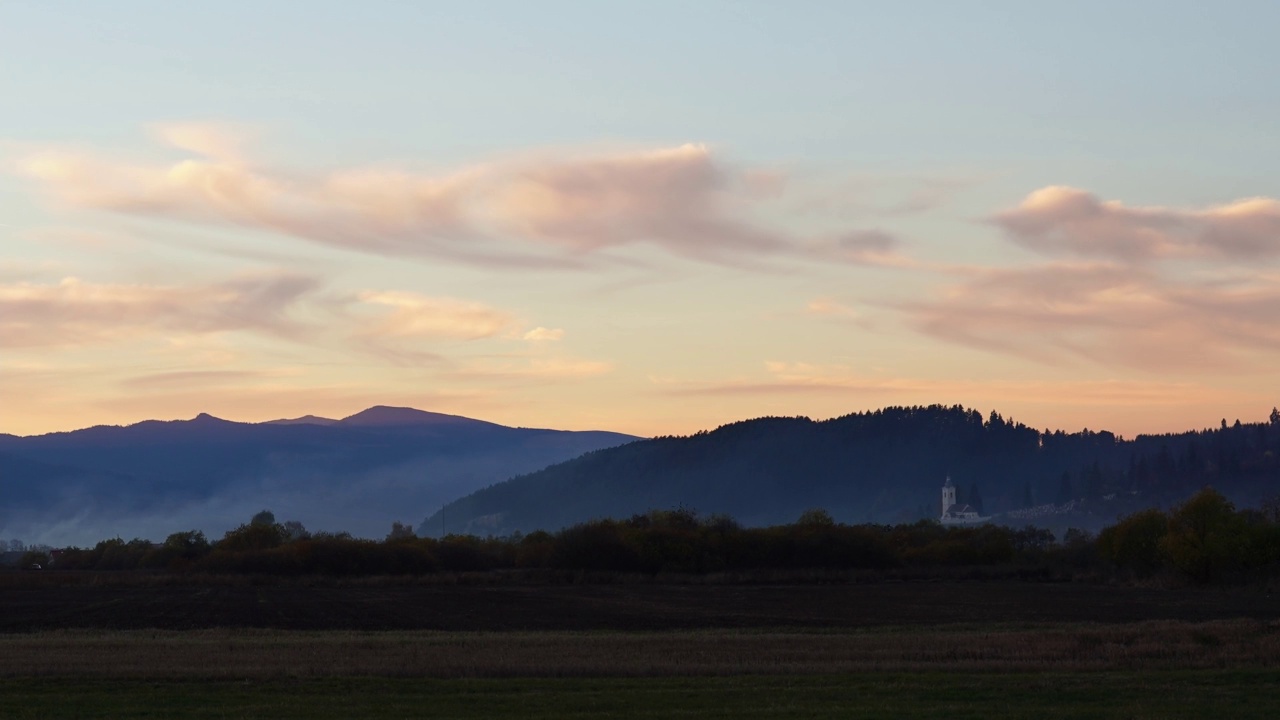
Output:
1083 461 1104 499
1098 509 1167 577
282 520 309 541
1160 487 1248 583
796 508 835 527
250 510 276 527
387 521 416 541
20 550 49 568
1056 472 1074 505
967 483 984 515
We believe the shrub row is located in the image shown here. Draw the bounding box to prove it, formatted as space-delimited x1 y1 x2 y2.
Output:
46 489 1280 585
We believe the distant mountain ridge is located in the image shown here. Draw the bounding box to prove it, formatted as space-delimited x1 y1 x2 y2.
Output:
421 405 1280 537
262 414 337 426
331 406 498 428
0 407 638 545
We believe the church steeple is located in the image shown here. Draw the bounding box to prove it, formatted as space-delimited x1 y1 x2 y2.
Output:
941 476 956 518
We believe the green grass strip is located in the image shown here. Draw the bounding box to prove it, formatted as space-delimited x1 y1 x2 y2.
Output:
1 670 1277 719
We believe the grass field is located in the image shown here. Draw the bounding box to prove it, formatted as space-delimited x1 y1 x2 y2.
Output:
2 576 1276 632
2 578 1275 717
0 620 1276 678
1 671 1277 719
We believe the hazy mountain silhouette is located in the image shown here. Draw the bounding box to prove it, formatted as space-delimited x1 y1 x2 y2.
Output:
0 408 637 545
422 405 1280 537
262 415 337 426
333 405 497 428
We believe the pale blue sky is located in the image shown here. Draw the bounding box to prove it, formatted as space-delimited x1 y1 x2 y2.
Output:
3 1 1279 436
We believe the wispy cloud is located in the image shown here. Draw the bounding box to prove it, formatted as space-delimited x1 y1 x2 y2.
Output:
120 368 285 390
522 326 565 342
492 143 789 263
18 125 919 270
828 229 916 267
353 290 516 341
0 272 318 348
992 186 1280 262
447 355 613 381
897 262 1280 371
656 361 1231 408
804 298 862 322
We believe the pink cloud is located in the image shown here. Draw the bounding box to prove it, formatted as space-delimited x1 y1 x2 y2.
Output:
898 262 1280 371
0 273 317 348
354 291 516 341
19 126 909 269
447 355 614 381
829 229 917 267
493 144 789 262
657 361 1234 408
20 148 481 261
522 327 565 342
992 186 1280 262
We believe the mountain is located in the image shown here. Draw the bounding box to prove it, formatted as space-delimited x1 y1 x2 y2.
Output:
0 408 637 546
262 415 337 426
422 405 1280 537
334 405 495 428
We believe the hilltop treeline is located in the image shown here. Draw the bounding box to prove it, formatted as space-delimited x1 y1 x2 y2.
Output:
422 405 1280 536
33 489 1280 586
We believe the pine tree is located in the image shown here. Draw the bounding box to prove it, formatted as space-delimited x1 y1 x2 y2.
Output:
1056 472 1074 505
968 483 984 515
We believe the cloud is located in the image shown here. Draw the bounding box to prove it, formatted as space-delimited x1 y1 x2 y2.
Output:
828 229 916 267
150 122 253 162
897 262 1280 371
0 272 318 348
992 186 1280 262
18 126 905 269
19 146 484 262
120 369 287 390
804 298 861 321
656 361 1231 408
790 175 977 218
493 143 789 263
448 356 613 381
354 291 516 340
522 326 565 342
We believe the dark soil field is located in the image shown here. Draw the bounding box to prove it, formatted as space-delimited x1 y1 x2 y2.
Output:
3 575 1277 718
1 575 1276 632
4 671 1279 720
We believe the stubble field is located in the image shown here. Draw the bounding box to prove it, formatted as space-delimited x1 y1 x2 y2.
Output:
1 575 1277 718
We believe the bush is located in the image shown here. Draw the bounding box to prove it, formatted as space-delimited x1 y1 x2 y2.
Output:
1161 488 1249 583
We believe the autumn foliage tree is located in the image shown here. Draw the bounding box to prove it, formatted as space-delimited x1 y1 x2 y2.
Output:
1160 488 1250 583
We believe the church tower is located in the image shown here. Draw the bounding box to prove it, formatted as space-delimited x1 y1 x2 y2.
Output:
941 476 956 518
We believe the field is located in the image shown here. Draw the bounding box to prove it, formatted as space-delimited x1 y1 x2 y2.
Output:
2 575 1277 717
2 672 1278 720
2 574 1276 631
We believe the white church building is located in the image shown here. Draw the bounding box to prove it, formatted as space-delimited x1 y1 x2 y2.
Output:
940 476 986 525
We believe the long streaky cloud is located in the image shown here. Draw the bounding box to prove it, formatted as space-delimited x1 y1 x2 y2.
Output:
18 126 901 269
898 262 1280 371
0 272 318 348
993 186 1280 262
659 362 1234 408
354 291 516 340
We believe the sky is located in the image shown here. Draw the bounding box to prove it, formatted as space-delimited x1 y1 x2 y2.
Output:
2 1 1279 439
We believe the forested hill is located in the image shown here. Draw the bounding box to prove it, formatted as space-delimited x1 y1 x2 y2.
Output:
420 405 1280 536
